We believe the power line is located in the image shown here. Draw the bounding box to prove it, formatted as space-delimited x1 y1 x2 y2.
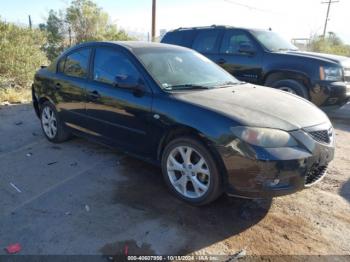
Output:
223 0 282 15
322 0 339 37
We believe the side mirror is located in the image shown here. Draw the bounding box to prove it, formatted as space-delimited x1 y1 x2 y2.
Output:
113 75 143 92
238 42 256 55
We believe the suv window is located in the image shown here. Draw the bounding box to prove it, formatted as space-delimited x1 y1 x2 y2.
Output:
93 47 140 85
63 48 91 78
220 31 255 54
162 30 195 47
192 30 220 53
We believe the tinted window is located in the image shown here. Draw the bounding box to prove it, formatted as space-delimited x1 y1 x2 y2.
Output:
93 48 140 85
162 30 195 47
57 58 65 73
63 48 91 78
192 30 220 53
220 31 255 54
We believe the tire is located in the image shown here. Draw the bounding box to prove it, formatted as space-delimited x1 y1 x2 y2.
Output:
40 101 71 143
161 136 223 206
270 79 309 99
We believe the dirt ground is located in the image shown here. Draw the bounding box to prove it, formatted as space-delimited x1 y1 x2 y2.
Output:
0 103 349 261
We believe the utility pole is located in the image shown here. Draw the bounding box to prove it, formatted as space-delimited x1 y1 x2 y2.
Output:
28 15 32 29
151 0 156 42
322 0 339 38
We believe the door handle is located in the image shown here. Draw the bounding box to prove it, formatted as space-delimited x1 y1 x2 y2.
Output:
55 82 61 90
88 90 101 100
217 58 226 64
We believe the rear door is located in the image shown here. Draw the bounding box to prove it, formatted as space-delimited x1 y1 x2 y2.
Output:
84 46 153 155
214 29 263 84
54 47 92 130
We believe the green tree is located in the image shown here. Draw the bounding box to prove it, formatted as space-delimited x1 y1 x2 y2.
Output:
0 20 48 89
39 10 66 61
66 0 131 43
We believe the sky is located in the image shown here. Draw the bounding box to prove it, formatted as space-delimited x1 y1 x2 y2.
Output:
1 0 349 44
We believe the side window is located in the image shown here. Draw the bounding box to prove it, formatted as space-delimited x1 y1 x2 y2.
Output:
57 58 65 73
220 31 255 54
63 48 91 78
93 48 140 85
162 31 195 47
192 30 220 53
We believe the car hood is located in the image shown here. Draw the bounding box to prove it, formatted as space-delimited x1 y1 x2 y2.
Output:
287 50 350 67
174 84 330 131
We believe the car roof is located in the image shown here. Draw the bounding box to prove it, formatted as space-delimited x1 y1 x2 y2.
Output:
168 25 269 33
63 41 189 55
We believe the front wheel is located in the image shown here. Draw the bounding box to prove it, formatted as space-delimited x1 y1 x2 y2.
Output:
40 101 71 143
271 79 309 99
161 137 222 206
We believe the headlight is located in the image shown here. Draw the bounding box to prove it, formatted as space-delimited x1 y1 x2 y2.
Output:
320 66 343 81
231 127 298 148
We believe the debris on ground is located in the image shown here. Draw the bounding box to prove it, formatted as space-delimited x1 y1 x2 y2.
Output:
65 212 72 216
14 121 23 126
5 243 22 254
225 249 247 261
32 132 38 136
70 162 78 167
9 182 22 193
47 161 58 166
1 101 10 106
85 204 90 212
26 153 32 157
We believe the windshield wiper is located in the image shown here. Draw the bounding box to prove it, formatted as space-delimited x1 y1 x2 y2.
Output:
168 84 211 90
214 81 245 87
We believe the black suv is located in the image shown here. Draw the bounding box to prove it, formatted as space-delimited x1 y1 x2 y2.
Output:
161 25 350 107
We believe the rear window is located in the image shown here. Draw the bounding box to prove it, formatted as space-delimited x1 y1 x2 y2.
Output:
192 30 220 54
161 30 195 47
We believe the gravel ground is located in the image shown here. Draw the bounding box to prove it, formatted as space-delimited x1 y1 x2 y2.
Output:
0 103 349 261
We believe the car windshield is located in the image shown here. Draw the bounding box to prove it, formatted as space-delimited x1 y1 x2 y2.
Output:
135 48 240 90
250 30 298 52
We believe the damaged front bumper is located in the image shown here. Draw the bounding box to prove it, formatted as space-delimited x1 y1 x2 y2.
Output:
218 125 335 199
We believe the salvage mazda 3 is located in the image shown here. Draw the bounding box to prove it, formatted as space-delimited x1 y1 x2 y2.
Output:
32 41 335 205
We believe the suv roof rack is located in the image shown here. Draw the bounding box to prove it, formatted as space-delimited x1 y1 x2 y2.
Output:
173 25 235 31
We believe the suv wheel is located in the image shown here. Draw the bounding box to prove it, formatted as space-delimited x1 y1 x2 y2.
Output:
271 79 309 99
161 137 222 206
40 101 71 143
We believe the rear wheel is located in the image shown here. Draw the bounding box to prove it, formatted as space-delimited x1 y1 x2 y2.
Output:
271 79 309 99
40 101 71 143
161 137 222 206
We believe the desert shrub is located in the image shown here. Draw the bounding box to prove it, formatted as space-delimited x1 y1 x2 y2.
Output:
0 20 48 89
309 32 350 57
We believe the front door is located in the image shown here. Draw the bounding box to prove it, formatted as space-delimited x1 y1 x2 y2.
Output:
84 46 153 156
214 29 263 84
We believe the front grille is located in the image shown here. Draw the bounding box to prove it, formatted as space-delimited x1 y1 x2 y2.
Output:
305 164 328 186
308 128 332 144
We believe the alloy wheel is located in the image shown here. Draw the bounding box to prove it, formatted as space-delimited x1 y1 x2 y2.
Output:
278 86 297 94
166 146 210 199
41 106 57 139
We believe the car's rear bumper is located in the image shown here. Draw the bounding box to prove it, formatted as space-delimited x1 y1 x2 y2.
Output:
312 81 350 107
217 128 335 199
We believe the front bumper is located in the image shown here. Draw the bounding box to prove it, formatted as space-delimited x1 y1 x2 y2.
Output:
218 127 335 198
311 81 350 107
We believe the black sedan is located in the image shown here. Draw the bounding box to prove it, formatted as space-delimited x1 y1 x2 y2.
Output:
32 41 335 205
